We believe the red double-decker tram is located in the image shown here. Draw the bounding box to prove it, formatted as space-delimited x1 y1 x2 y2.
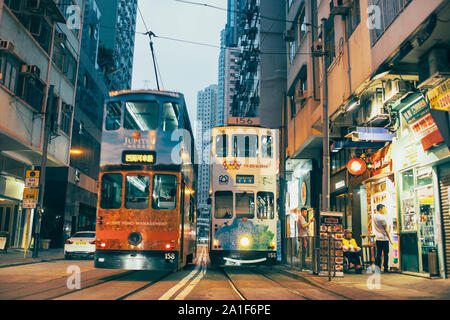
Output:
95 90 197 270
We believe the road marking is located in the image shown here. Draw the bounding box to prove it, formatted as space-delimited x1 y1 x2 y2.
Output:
158 248 206 300
174 250 207 300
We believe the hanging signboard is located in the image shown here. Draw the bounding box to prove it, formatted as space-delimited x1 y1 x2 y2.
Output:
427 78 450 111
319 211 344 278
402 98 444 151
369 144 392 177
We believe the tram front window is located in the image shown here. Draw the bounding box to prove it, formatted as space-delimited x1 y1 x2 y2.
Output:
152 174 177 210
261 135 273 158
105 102 121 130
257 192 274 219
215 134 228 158
124 101 159 131
236 192 255 219
214 191 233 219
162 102 180 132
232 134 258 158
100 173 122 209
125 175 150 209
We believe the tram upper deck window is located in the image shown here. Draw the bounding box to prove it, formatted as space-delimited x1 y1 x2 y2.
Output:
124 101 159 131
125 175 150 209
214 191 233 219
105 102 122 130
162 102 180 132
261 135 273 158
215 134 228 157
100 173 122 209
152 174 177 210
257 192 274 219
232 134 258 158
236 192 255 219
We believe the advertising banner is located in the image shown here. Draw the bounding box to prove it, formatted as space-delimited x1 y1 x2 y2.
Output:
427 78 449 111
318 211 344 278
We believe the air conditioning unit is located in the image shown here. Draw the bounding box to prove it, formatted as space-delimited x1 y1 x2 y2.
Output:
383 79 414 105
329 0 352 16
55 31 67 44
418 47 450 89
294 89 309 103
283 29 295 42
0 40 14 52
21 65 41 77
25 0 40 10
366 90 390 126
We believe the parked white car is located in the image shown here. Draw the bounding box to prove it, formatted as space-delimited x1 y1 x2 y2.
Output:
64 231 96 259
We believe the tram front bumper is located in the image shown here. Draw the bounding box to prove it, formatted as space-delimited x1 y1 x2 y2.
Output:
95 250 179 270
209 250 277 266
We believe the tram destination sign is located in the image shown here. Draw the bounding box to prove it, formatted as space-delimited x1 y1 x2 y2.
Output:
122 150 156 164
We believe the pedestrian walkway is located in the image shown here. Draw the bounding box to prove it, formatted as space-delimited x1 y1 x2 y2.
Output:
0 248 64 268
277 265 450 300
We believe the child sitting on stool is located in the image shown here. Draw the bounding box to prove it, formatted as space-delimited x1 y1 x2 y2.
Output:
342 229 362 270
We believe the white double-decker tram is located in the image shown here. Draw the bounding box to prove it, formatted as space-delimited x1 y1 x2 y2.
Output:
209 118 279 266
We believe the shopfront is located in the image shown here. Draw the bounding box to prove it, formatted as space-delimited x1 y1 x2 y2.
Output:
392 93 449 277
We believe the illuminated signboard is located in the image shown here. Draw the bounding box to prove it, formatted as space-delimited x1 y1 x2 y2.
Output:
227 117 261 126
122 151 156 164
347 158 367 175
236 175 254 184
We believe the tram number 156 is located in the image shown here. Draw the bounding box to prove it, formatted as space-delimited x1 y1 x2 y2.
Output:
268 252 276 258
165 253 175 260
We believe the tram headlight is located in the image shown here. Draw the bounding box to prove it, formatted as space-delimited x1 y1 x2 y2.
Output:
240 236 250 247
270 240 276 249
213 239 219 247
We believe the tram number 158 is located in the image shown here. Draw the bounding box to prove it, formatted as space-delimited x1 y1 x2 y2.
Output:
165 253 175 260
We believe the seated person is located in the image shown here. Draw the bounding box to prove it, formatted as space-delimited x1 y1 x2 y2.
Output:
342 230 362 270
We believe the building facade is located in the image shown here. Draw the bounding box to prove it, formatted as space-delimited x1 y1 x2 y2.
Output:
283 0 450 278
0 0 82 249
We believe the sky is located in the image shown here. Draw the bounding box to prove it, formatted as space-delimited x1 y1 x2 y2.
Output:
132 0 227 122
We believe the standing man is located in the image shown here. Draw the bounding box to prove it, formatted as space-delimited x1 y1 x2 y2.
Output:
297 207 314 268
373 204 393 273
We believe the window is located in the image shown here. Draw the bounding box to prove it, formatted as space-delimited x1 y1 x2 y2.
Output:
346 0 361 38
215 134 228 157
0 54 19 93
125 175 150 209
152 174 177 210
20 76 45 111
236 192 254 219
60 103 73 136
298 6 307 45
124 101 159 131
100 173 122 209
325 21 336 66
105 102 122 130
261 135 273 158
257 192 274 219
214 191 233 219
232 134 258 158
161 102 179 132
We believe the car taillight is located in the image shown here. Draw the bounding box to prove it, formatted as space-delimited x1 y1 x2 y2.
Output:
90 240 95 245
65 240 73 244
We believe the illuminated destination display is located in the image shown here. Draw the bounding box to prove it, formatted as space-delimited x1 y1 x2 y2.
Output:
236 175 255 184
122 151 156 164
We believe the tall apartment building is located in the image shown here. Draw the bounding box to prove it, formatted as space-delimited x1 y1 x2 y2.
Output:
231 0 286 129
195 84 218 238
223 47 241 124
96 0 137 90
43 0 113 247
217 29 226 127
0 0 82 248
283 0 450 277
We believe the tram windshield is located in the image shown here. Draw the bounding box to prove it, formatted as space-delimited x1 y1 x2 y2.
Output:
236 192 255 219
125 175 150 209
257 192 274 219
124 101 159 131
105 102 121 131
215 134 228 158
152 174 177 210
214 191 233 219
162 102 180 132
100 173 122 209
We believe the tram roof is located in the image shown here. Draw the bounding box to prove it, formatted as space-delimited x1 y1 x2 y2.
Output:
108 89 182 99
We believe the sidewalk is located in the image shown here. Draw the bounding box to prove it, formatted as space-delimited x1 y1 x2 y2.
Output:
276 265 450 300
0 248 64 268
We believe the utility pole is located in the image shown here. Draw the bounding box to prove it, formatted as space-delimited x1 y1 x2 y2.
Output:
32 85 54 258
321 18 330 213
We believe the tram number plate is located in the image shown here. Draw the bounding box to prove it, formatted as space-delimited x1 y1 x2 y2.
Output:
165 253 175 260
268 252 276 258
